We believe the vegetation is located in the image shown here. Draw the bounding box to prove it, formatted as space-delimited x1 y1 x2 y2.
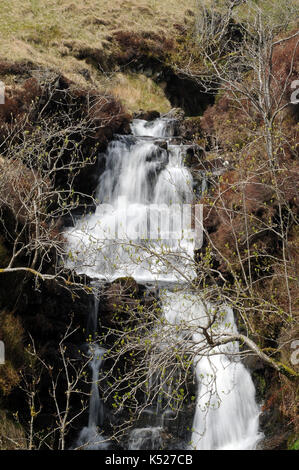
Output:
110 73 171 114
0 0 298 452
0 0 194 95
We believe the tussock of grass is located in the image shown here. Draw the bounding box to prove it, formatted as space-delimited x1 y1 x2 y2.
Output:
0 411 26 450
109 73 171 113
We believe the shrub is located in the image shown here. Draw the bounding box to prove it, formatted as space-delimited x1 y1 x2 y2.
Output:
0 311 24 395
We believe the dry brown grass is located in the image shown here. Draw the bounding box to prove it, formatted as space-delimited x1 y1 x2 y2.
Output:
109 73 171 113
0 411 27 450
0 0 195 87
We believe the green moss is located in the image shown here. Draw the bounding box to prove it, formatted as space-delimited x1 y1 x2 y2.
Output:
288 436 299 450
276 362 299 379
253 372 266 398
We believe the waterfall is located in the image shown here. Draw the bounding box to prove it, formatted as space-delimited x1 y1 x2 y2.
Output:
128 427 163 450
76 294 109 450
67 117 262 450
162 290 262 450
66 118 195 283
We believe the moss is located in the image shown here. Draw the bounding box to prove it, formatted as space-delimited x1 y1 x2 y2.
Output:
276 362 299 380
288 436 299 450
253 371 267 399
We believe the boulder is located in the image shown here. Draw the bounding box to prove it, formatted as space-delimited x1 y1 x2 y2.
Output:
100 277 140 327
183 144 205 167
134 110 161 121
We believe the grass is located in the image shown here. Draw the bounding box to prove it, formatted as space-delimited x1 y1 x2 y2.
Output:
0 0 297 111
109 73 171 114
0 0 195 88
0 411 26 450
200 0 299 29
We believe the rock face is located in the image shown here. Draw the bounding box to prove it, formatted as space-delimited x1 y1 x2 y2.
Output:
244 356 294 450
162 70 214 116
100 277 141 327
183 144 206 167
133 110 161 121
84 277 197 451
0 269 95 446
97 277 159 331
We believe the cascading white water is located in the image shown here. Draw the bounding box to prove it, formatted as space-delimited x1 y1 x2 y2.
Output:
66 118 195 283
66 117 262 450
162 290 262 450
88 345 105 430
131 118 176 138
128 427 163 451
76 297 109 450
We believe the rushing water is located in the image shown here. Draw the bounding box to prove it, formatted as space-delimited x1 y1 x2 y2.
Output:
162 290 262 450
66 118 195 283
76 296 109 450
67 117 262 450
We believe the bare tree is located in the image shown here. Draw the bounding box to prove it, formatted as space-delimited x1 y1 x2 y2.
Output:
186 0 299 163
1 4 298 449
10 320 93 450
74 2 299 445
0 79 124 291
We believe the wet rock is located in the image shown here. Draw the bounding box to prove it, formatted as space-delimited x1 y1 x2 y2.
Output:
163 108 185 120
183 144 206 167
128 427 163 450
154 140 168 151
145 146 167 162
144 147 169 174
134 110 161 121
100 277 140 327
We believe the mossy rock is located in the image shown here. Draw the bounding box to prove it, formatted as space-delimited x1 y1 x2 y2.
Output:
288 436 299 450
